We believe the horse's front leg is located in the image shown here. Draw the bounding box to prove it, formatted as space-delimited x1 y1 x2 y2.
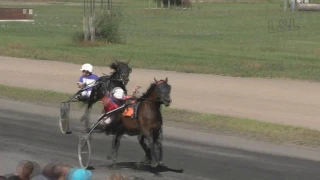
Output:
141 128 159 168
146 136 159 168
156 128 164 166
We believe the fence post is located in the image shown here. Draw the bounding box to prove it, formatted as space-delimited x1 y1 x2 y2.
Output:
92 0 95 41
284 0 287 12
83 0 89 41
291 0 295 12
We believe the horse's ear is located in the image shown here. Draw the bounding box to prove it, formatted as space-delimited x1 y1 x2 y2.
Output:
126 59 131 64
165 77 168 82
109 62 117 70
154 77 158 83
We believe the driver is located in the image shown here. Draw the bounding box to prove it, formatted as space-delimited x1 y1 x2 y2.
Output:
100 87 132 126
76 63 99 101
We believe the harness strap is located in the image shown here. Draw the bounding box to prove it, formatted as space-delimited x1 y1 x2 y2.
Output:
104 79 110 95
132 101 141 120
129 101 141 131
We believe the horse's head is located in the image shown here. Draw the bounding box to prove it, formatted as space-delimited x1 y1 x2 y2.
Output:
109 60 132 85
154 77 172 107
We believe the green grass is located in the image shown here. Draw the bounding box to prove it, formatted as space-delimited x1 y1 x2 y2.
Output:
1 1 320 80
1 84 320 148
2 0 83 2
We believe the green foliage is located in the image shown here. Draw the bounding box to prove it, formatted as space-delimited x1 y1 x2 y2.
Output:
94 8 125 44
71 8 125 44
72 31 85 43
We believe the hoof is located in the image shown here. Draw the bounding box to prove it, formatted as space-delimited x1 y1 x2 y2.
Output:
140 156 151 165
139 160 150 166
159 161 164 166
151 161 159 168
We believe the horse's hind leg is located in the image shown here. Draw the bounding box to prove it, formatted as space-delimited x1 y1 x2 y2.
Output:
107 135 117 160
80 100 92 122
138 135 151 164
81 106 92 131
80 91 101 130
107 133 123 168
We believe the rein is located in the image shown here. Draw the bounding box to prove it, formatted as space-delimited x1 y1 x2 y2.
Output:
101 72 128 84
129 81 168 104
135 98 162 102
99 77 124 82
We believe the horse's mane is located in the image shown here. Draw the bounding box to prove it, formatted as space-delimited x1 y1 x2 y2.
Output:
137 82 157 102
109 61 129 77
109 62 119 77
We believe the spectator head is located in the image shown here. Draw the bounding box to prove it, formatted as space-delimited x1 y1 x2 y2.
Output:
30 161 41 178
66 168 92 180
107 174 126 180
108 174 145 180
52 164 65 180
124 176 145 180
7 176 21 180
0 176 8 180
42 163 55 180
61 164 72 179
15 160 34 180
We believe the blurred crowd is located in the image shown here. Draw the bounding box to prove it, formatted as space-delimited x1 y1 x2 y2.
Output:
0 160 144 180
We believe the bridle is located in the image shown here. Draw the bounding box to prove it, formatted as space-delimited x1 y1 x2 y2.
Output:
116 66 130 85
134 80 170 104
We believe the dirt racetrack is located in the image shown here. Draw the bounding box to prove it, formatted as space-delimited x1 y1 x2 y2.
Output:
2 56 320 130
2 99 320 180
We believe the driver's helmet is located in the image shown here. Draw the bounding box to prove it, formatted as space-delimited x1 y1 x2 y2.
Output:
80 63 93 73
112 87 125 100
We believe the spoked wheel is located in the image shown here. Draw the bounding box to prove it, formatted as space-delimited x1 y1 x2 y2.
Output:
59 102 70 134
78 133 92 169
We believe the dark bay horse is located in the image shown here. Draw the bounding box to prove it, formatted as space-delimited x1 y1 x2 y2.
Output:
106 77 172 168
81 60 132 129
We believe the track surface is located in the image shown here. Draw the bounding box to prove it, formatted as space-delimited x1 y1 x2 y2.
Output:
1 99 320 180
2 56 320 130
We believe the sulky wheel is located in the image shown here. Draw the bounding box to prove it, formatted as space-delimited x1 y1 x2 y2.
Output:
59 102 70 134
78 133 92 169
